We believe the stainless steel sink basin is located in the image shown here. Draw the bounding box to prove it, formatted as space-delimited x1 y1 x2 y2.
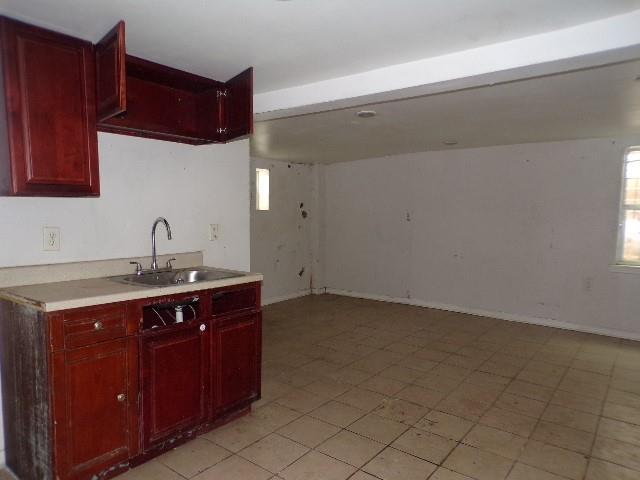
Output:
112 267 243 287
174 268 242 283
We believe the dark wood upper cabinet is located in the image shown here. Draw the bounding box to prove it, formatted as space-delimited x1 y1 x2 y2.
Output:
222 67 254 141
96 21 252 144
0 16 100 196
95 21 126 122
0 17 251 197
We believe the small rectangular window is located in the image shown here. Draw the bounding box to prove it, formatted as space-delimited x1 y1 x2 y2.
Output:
256 168 269 211
617 148 640 264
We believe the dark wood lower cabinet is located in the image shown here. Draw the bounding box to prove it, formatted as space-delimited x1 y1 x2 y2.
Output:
215 312 261 414
142 321 210 451
52 338 138 480
0 281 261 480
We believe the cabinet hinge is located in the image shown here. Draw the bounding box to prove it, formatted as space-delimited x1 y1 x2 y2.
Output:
216 89 229 98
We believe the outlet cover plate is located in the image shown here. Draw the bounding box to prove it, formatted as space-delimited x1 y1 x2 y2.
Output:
209 224 219 241
43 226 60 251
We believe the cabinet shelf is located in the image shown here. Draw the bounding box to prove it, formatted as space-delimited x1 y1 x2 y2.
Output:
96 21 253 144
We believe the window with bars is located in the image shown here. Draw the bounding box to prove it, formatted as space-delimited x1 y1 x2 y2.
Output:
617 148 640 265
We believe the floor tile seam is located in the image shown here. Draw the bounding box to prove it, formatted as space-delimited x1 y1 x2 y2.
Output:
207 406 308 457
512 358 593 480
158 440 236 478
155 459 192 480
273 393 337 419
359 445 440 476
588 450 640 474
432 362 528 479
235 432 313 476
310 431 387 469
348 469 384 480
586 357 616 472
307 398 369 427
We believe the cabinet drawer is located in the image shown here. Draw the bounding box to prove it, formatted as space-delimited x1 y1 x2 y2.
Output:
211 285 258 317
63 305 127 348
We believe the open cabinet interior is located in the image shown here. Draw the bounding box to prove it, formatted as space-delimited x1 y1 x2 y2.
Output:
95 21 253 144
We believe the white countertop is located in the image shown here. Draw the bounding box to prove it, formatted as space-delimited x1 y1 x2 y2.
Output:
0 268 263 312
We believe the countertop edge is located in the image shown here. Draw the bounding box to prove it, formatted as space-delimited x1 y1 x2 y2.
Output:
0 273 264 312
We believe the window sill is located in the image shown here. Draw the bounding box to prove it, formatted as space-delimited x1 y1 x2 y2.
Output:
610 264 640 274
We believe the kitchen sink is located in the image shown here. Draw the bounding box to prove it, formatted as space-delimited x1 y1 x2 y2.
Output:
112 267 244 287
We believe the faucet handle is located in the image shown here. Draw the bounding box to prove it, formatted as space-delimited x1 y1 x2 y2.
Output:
166 258 176 269
129 261 143 275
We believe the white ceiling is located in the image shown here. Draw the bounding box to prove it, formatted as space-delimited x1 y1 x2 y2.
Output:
1 0 639 93
251 60 640 163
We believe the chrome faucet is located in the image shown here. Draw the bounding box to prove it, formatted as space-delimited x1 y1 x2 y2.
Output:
151 217 172 271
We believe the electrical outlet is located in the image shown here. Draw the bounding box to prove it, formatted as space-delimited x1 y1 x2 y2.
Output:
43 226 60 251
208 224 219 241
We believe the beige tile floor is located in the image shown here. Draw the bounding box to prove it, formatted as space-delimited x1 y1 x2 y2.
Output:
10 294 640 480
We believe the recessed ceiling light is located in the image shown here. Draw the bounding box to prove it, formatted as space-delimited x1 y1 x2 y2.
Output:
443 140 458 146
356 110 377 118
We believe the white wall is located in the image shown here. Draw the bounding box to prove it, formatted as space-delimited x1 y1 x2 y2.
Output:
0 132 251 465
322 138 640 339
0 133 250 270
250 158 320 303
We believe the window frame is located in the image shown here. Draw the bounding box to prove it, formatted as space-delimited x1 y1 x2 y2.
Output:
615 146 640 267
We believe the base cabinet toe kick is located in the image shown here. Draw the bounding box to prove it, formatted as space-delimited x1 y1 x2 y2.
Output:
0 281 262 480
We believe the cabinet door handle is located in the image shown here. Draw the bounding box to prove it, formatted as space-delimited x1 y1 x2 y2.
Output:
199 324 206 332
93 321 104 331
116 393 126 402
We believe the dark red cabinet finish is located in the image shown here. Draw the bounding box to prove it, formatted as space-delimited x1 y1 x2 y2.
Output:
223 68 254 141
0 16 100 196
215 312 261 414
96 21 253 144
0 281 261 480
95 21 126 122
52 338 138 480
0 16 252 196
142 322 210 451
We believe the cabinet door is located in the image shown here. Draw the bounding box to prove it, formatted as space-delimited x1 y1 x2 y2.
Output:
0 17 99 196
222 67 253 142
51 338 138 480
215 312 261 414
142 322 210 451
96 21 126 122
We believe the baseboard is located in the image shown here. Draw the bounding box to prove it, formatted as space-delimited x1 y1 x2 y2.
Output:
262 289 311 306
324 288 640 341
311 287 326 295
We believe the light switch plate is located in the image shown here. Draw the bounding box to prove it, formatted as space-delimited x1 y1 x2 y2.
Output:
43 226 60 251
